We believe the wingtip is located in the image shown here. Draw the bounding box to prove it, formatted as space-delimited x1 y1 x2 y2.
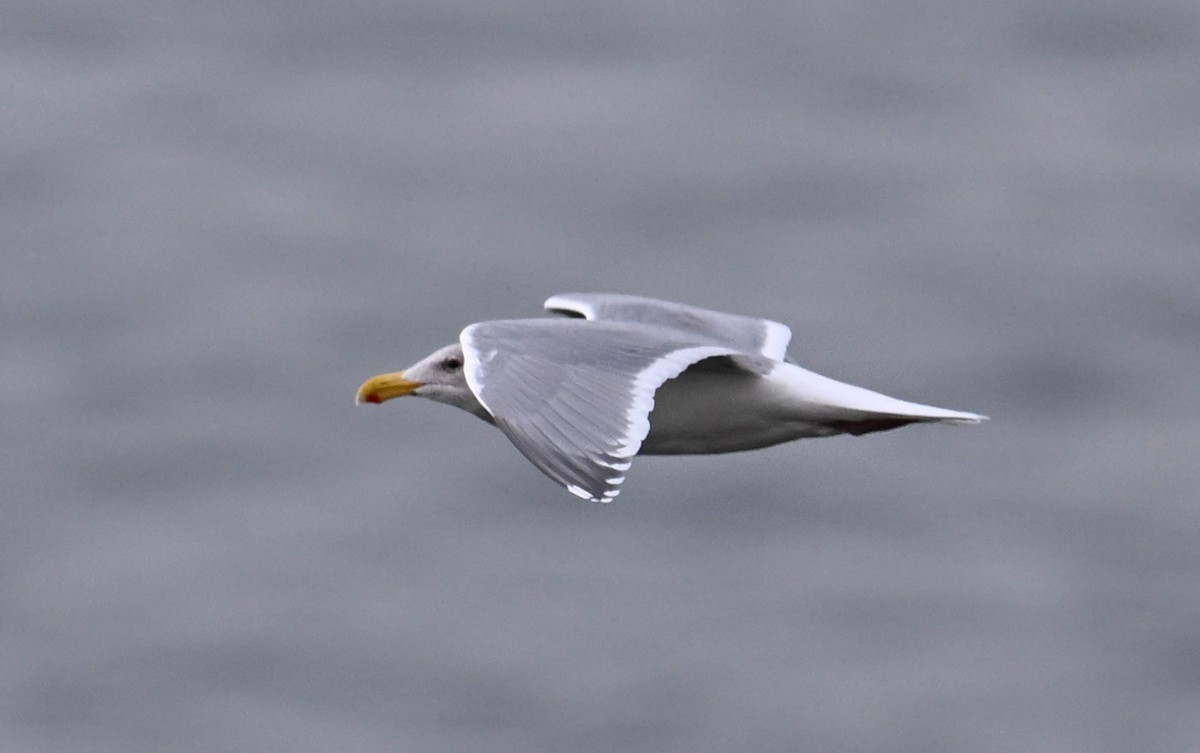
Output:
543 293 594 319
567 482 621 503
945 413 988 425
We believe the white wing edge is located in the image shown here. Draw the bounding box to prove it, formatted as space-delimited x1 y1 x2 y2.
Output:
459 323 496 416
585 343 740 502
760 319 791 362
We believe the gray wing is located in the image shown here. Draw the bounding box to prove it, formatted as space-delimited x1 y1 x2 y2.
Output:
460 318 751 502
544 292 791 366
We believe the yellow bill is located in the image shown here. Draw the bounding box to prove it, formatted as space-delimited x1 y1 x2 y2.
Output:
356 372 421 404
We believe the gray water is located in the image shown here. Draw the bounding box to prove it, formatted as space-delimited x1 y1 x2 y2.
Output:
5 2 1199 751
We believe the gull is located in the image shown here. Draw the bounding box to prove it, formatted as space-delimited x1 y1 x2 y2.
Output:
357 293 986 502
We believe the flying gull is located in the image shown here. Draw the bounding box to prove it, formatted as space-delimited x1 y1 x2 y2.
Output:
356 293 986 502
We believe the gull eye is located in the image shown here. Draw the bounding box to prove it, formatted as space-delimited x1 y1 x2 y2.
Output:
441 356 463 371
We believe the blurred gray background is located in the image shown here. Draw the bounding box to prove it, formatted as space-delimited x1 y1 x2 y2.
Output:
5 1 1199 751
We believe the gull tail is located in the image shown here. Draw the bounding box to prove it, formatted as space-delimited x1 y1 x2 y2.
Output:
771 362 988 435
829 410 986 436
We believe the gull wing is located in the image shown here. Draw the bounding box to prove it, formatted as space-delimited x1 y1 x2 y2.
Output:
545 292 792 366
460 318 750 502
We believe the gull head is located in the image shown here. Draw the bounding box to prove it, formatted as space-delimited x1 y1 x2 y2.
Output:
356 343 486 417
